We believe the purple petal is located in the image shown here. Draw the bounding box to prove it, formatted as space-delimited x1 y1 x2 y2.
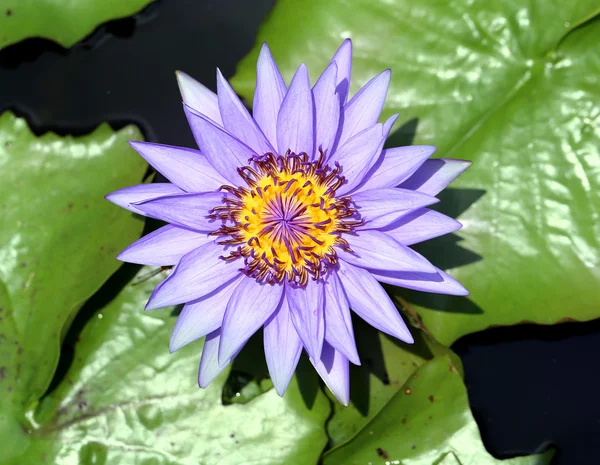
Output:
129 141 228 193
263 296 303 396
254 43 287 147
134 191 225 232
105 183 183 216
117 225 213 266
330 123 384 195
382 208 462 246
219 280 284 364
216 69 274 155
337 230 436 273
382 113 399 137
170 274 244 352
312 61 341 157
184 105 257 185
286 280 325 361
277 64 314 156
176 71 223 125
337 70 391 147
352 188 439 229
330 38 352 104
324 273 360 365
371 267 469 296
198 329 234 388
400 159 471 196
353 146 436 194
337 261 413 343
311 341 350 406
145 242 241 310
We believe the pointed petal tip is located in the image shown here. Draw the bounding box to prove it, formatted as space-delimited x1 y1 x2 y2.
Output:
334 38 352 56
451 280 470 296
175 70 190 89
348 354 361 366
144 299 162 311
327 381 350 406
127 139 140 147
444 158 472 168
168 341 179 354
144 284 171 311
400 331 415 344
273 383 287 397
415 145 437 156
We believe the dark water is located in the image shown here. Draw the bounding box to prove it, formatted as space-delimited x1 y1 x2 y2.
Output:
1 0 598 463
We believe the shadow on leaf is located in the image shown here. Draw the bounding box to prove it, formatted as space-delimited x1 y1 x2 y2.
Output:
384 118 418 148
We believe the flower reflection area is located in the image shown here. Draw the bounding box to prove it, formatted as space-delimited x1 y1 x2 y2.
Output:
106 39 470 405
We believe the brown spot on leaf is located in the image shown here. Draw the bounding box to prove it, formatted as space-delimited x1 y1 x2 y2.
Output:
6 9 12 16
376 448 389 459
0 367 6 380
428 395 434 403
401 418 407 424
404 388 412 395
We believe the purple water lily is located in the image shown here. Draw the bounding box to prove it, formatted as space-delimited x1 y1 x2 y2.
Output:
106 39 469 405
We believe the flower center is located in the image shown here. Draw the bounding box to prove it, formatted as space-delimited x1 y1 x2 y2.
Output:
209 151 361 285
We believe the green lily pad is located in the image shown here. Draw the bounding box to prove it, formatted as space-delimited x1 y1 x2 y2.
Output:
8 268 330 464
0 0 154 51
231 0 600 345
0 112 147 463
326 316 462 446
323 356 553 465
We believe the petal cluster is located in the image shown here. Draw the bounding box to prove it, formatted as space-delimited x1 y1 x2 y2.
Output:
106 40 470 405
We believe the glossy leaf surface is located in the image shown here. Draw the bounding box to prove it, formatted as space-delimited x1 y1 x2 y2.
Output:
9 268 330 464
231 0 600 344
324 357 553 465
0 112 147 463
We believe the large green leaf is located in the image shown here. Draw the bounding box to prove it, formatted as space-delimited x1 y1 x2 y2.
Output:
326 317 462 446
0 0 154 50
324 356 553 465
8 268 330 464
0 112 147 462
231 0 600 344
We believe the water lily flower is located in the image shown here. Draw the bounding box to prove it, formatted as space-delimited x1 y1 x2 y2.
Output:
106 39 469 405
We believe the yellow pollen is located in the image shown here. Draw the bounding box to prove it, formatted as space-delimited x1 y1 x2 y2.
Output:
209 151 360 285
